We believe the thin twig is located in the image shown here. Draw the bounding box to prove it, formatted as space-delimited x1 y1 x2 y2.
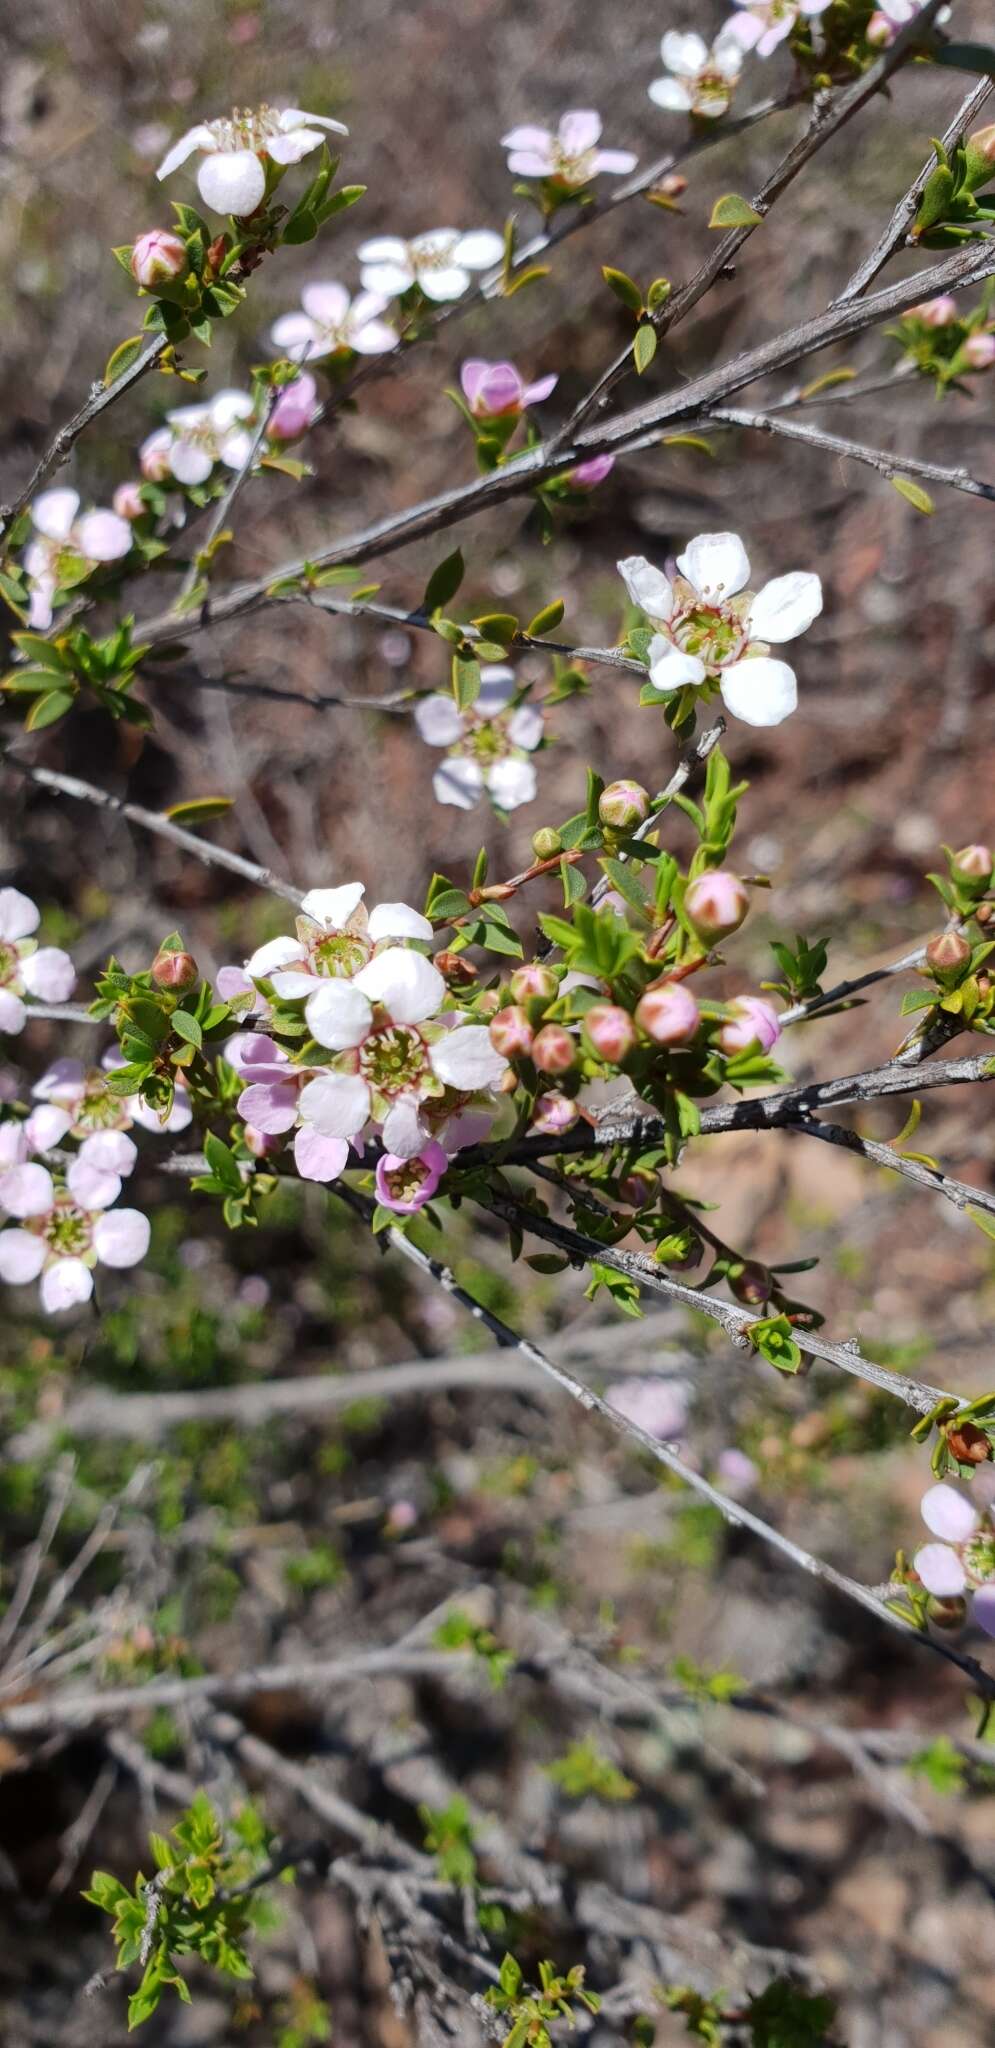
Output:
707 404 995 504
834 74 995 304
0 339 168 539
786 1115 995 1220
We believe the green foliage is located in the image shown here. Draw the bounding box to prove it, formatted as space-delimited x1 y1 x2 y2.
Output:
433 1607 515 1686
419 1796 478 1888
544 1738 636 1802
485 1954 600 2046
2 618 150 730
665 1977 836 2044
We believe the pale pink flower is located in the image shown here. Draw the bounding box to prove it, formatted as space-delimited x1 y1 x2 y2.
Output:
459 359 558 418
113 481 146 520
241 884 434 1008
157 105 348 216
964 333 995 370
146 389 257 487
914 1482 995 1635
910 295 958 327
414 667 543 812
266 372 320 443
358 229 505 304
568 453 615 490
0 1161 149 1313
375 1139 448 1214
649 32 744 120
23 489 131 629
269 281 394 361
608 1376 690 1439
725 0 825 59
619 533 822 728
717 995 781 1055
501 110 637 188
32 1050 191 1146
0 890 76 1035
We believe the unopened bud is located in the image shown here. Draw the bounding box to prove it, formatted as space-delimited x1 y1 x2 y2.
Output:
635 980 700 1046
964 333 995 371
965 124 995 190
729 1261 772 1307
976 902 994 926
532 827 562 860
717 996 781 1056
131 229 189 290
113 481 145 521
531 1023 577 1075
913 295 958 328
684 869 749 942
599 779 650 832
951 843 993 890
927 1593 968 1631
926 930 971 982
433 950 477 987
531 1091 579 1135
659 172 687 197
944 1421 992 1466
583 1002 637 1064
865 10 895 45
488 1005 534 1058
243 1123 283 1158
476 988 501 1017
510 963 558 1004
152 949 198 992
618 1168 658 1208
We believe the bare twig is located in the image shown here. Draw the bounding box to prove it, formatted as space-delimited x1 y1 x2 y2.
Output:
0 339 168 539
707 404 995 504
787 1115 995 1221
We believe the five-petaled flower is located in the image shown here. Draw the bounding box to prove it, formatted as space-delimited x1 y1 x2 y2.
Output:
375 1140 448 1215
140 390 257 488
414 667 544 811
157 105 348 217
725 0 825 58
358 229 505 304
0 889 76 1036
648 31 744 119
269 281 395 361
500 110 637 189
619 532 822 727
459 359 558 418
0 1161 150 1313
23 488 132 630
913 1482 995 1637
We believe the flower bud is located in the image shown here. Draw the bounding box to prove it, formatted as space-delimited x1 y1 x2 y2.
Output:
865 10 896 44
952 843 993 891
618 1167 658 1208
433 950 477 987
267 372 318 443
926 930 971 983
530 1091 579 1135
944 1421 992 1466
599 780 650 832
729 1261 771 1307
489 1005 535 1058
926 1594 968 1631
531 1023 577 1075
964 333 995 371
113 481 145 521
659 172 687 197
583 1002 637 1064
152 949 198 992
476 988 501 1017
532 826 563 860
965 124 995 182
635 981 700 1046
569 454 614 491
131 229 189 290
718 996 781 1056
914 295 958 328
243 1123 283 1158
139 429 174 482
684 870 749 942
510 963 558 1004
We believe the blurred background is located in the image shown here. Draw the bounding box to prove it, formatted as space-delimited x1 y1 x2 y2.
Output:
2 2 995 2043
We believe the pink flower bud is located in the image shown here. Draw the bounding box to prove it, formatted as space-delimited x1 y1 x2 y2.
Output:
131 229 189 290
684 870 749 942
718 996 780 1056
139 429 174 482
635 981 700 1046
510 964 559 1003
461 359 525 417
913 295 958 328
243 1123 284 1158
964 333 995 370
569 454 615 490
952 843 993 890
926 930 971 981
267 372 319 443
531 1024 577 1075
531 1091 579 1135
967 123 995 166
865 11 896 45
583 1002 636 1063
113 481 145 521
599 780 650 831
489 1005 535 1058
729 1261 771 1307
152 949 199 992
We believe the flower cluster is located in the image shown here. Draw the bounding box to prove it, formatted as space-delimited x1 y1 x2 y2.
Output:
0 890 76 1035
221 883 508 1195
913 1483 995 1637
414 667 544 812
20 489 132 631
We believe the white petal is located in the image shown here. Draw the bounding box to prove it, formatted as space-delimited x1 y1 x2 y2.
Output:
508 149 559 177
218 428 254 470
169 442 215 487
66 1158 122 1210
381 1094 429 1159
419 267 470 302
351 318 395 355
720 656 797 727
360 260 414 297
430 1024 508 1092
414 694 464 747
648 79 694 112
271 312 321 357
357 237 410 263
0 1229 46 1284
353 949 445 1025
268 969 319 999
646 636 706 693
476 666 516 716
197 149 267 216
157 124 216 179
75 509 132 562
486 758 537 810
210 388 256 428
661 30 709 73
298 1071 370 1137
305 979 372 1050
92 1207 151 1268
246 934 305 978
0 888 40 942
921 1483 980 1542
453 231 505 270
301 280 350 325
267 128 326 165
0 990 27 1035
500 126 555 152
367 902 434 943
748 571 823 645
1 1161 54 1217
41 1257 93 1312
433 758 483 808
618 554 674 620
558 110 602 155
676 532 750 600
300 882 366 928
279 109 349 136
32 488 79 541
507 704 544 750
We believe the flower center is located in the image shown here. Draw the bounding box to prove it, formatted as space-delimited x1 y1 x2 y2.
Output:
0 940 20 989
672 604 747 670
551 146 596 188
42 1198 93 1259
382 1157 434 1203
462 719 511 764
964 1532 995 1583
308 930 372 979
358 1025 428 1096
74 1079 128 1134
214 105 281 153
696 66 732 105
412 237 459 275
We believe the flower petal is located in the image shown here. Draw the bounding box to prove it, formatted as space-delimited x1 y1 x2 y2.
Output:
647 79 694 112
558 109 602 154
157 124 216 178
300 281 350 326
79 1130 138 1177
353 949 445 1024
298 1071 370 1138
486 757 537 810
433 758 484 808
0 1229 46 1284
169 442 215 487
300 882 366 928
748 571 823 644
646 636 706 693
380 1094 430 1159
0 989 27 1035
593 149 638 174
238 1079 300 1134
720 656 797 727
617 555 674 620
0 1162 54 1217
75 510 132 563
914 1542 967 1597
921 1483 979 1542
415 694 464 747
453 230 505 269
500 126 554 153
66 1157 122 1209
661 30 709 73
476 665 516 715
31 488 80 541
419 267 470 302
270 311 321 356
246 934 306 979
267 128 326 165
20 947 77 1002
293 1126 349 1181
677 531 750 600
972 1585 995 1638
41 1257 94 1311
92 1207 151 1268
430 1024 508 1092
0 887 40 943
367 902 433 943
507 704 544 750
359 260 414 297
305 980 373 1050
197 149 267 216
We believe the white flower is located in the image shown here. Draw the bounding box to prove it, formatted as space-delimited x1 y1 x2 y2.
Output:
269 281 395 361
0 1161 150 1314
725 0 826 58
23 488 131 630
143 389 257 488
648 31 744 120
243 884 435 1014
0 889 76 1035
500 109 637 188
414 667 543 811
157 105 348 216
618 533 822 728
357 229 505 304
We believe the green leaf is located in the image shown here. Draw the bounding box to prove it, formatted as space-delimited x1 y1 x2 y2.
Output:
11 631 69 671
892 476 935 514
104 334 147 388
203 1132 243 1193
452 652 481 712
709 193 762 229
526 597 565 637
423 548 465 615
747 1313 803 1376
171 1010 202 1049
24 687 75 730
632 322 657 375
164 795 234 825
602 265 643 313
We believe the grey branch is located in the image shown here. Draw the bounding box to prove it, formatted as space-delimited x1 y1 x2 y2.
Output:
833 74 995 305
707 404 995 503
0 338 168 540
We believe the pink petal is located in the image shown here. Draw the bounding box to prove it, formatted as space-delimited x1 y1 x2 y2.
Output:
0 1229 46 1283
238 1079 300 1134
78 1129 138 1177
66 1158 122 1210
0 989 27 1035
972 1585 995 1638
92 1207 151 1269
41 1257 94 1311
20 947 77 1002
0 888 40 943
293 1126 349 1182
914 1542 967 1597
0 1162 54 1217
24 1104 73 1151
921 1483 980 1543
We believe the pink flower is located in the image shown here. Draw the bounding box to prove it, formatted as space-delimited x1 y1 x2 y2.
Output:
149 389 257 487
718 996 781 1055
375 1140 448 1213
725 0 825 60
414 667 543 813
131 229 188 289
608 1376 690 1439
32 1050 191 1146
913 1483 995 1635
459 359 558 418
649 32 744 118
569 454 615 490
0 889 76 1035
964 333 995 370
0 1161 150 1313
267 372 319 443
501 110 637 189
911 295 958 327
22 489 131 629
269 281 395 360
530 1092 579 1136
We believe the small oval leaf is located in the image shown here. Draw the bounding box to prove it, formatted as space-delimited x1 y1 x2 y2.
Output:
709 193 763 229
892 476 935 514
